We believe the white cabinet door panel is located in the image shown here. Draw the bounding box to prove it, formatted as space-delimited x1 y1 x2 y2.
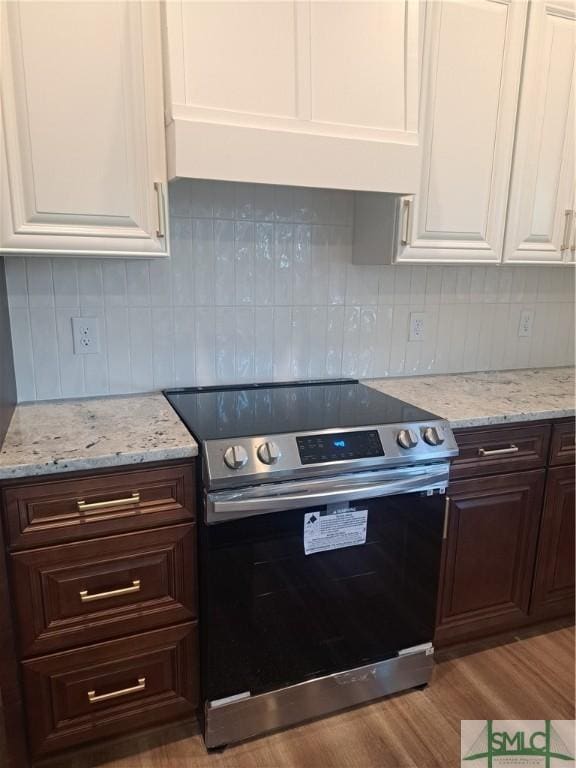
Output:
503 1 576 264
1 1 167 256
397 0 527 263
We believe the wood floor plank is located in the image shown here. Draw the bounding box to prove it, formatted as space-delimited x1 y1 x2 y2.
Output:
54 625 575 768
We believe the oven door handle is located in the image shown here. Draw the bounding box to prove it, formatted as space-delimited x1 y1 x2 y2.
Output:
205 464 449 523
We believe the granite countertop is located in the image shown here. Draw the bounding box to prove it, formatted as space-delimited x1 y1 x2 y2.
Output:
365 367 575 429
0 394 198 481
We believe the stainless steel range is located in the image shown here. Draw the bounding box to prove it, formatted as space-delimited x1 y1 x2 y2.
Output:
164 379 458 749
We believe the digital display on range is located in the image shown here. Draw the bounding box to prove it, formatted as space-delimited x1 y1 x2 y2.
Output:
297 430 384 464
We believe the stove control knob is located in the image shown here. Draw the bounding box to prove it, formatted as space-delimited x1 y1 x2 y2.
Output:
257 441 282 465
223 445 249 470
397 429 419 450
423 426 445 446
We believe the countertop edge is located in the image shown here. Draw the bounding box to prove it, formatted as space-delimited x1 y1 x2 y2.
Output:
0 444 199 482
447 409 575 430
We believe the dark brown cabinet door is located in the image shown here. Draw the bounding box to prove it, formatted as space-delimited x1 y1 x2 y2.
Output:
530 465 575 620
435 470 545 646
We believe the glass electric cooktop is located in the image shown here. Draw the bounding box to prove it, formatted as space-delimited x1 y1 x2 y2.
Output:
164 379 439 441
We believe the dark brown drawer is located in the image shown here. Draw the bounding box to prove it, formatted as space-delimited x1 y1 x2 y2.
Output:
22 623 198 757
10 524 196 657
2 463 195 549
451 424 551 480
549 420 575 466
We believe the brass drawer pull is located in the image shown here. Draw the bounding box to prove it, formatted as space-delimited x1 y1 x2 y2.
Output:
77 492 140 512
88 676 146 704
80 579 141 603
478 444 519 457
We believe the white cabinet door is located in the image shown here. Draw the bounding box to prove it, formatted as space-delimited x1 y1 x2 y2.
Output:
503 1 576 264
0 1 168 257
164 1 419 194
396 0 528 263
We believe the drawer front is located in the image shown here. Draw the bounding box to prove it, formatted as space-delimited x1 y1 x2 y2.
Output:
549 420 575 466
22 623 198 757
3 463 195 549
451 424 551 480
11 524 196 657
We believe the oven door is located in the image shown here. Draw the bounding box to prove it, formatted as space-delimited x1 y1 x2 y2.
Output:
200 464 448 706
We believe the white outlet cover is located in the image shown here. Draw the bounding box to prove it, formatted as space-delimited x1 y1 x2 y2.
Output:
409 312 426 342
518 309 534 338
72 316 100 354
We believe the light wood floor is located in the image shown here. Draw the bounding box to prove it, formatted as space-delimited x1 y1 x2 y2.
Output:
60 622 574 768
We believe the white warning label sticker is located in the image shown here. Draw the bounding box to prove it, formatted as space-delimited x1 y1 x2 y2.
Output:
303 507 368 555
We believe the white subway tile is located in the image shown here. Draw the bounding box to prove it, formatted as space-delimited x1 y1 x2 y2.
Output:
410 266 427 306
235 307 255 380
440 268 458 304
488 304 511 370
254 307 274 380
469 266 486 304
309 306 328 378
126 260 151 307
454 266 471 304
291 306 312 379
235 221 255 305
389 305 410 374
169 179 193 217
274 186 293 222
374 305 393 376
9 307 36 401
190 180 214 218
27 258 54 308
448 304 470 372
342 306 361 377
293 224 312 306
253 184 276 222
193 218 215 305
325 306 344 376
102 261 127 307
29 307 60 399
496 267 513 303
128 307 153 391
215 307 236 382
214 219 236 306
379 266 397 305
483 267 499 303
254 223 275 306
273 306 292 379
149 257 173 307
293 187 314 224
173 307 196 385
5 258 28 308
171 218 194 307
424 266 442 305
78 260 104 307
394 267 412 305
106 307 131 394
274 223 294 305
195 306 216 384
357 306 377 378
235 183 254 221
212 181 237 219
152 307 175 388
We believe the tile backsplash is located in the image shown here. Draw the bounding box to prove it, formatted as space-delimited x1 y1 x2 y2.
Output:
5 180 575 402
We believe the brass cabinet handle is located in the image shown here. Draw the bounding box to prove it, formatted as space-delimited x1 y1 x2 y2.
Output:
442 496 450 540
400 197 413 246
88 677 146 704
561 209 573 251
77 492 140 512
154 181 166 238
478 444 519 457
79 579 141 603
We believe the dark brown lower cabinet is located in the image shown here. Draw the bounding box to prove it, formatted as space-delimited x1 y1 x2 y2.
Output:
435 470 546 646
22 622 198 758
530 465 575 620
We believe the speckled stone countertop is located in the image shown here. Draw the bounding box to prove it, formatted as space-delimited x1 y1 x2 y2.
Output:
0 394 198 481
365 367 575 429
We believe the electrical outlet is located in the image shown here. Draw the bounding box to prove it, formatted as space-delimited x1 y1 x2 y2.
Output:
518 309 534 338
409 312 426 342
72 317 100 354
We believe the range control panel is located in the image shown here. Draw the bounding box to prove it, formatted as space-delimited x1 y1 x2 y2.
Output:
296 430 384 464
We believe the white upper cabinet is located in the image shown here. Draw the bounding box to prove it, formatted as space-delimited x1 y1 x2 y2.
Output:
503 1 576 264
1 1 168 257
395 0 528 263
163 1 420 193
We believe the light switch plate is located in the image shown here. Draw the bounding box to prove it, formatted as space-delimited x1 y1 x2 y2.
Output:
72 316 100 354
